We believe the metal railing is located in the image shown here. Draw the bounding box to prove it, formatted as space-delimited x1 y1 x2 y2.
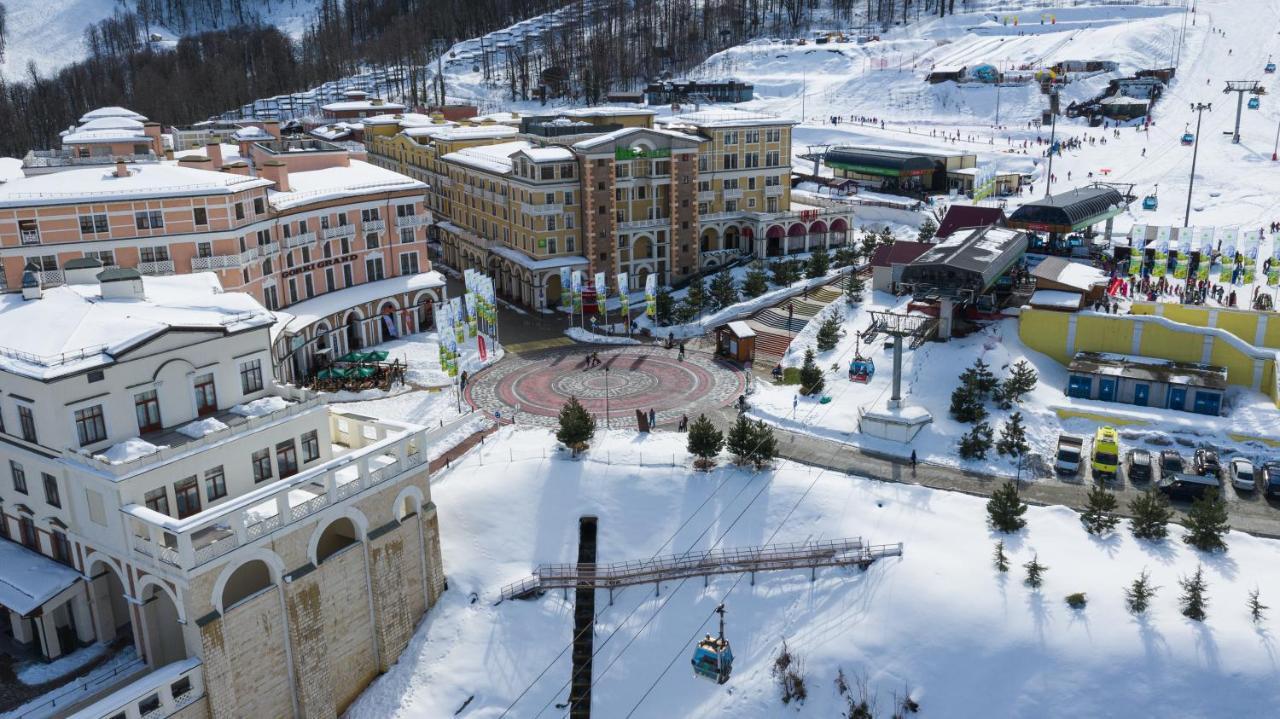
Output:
500 537 902 600
520 203 563 217
20 229 41 245
363 219 386 232
137 260 175 276
396 214 427 227
257 242 280 257
323 224 356 239
39 269 65 285
283 232 316 249
20 654 148 718
65 659 203 719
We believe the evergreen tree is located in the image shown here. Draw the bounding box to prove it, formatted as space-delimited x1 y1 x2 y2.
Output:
1023 554 1047 589
1179 565 1209 621
1081 484 1120 535
844 269 865 305
987 481 1028 533
833 245 860 269
686 414 724 469
654 286 674 325
707 270 739 311
726 416 777 469
1002 360 1039 403
949 381 988 424
860 229 879 258
1249 588 1268 623
970 358 999 397
742 266 769 298
917 217 938 243
806 247 830 278
1183 488 1230 552
1129 489 1174 541
798 348 825 396
1125 570 1158 615
815 312 843 352
683 277 707 317
555 396 595 456
770 259 796 285
996 412 1029 457
878 227 896 247
993 540 1009 572
958 421 994 459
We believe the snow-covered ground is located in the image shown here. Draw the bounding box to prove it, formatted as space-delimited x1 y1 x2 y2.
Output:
347 427 1280 718
343 330 503 389
748 288 1280 477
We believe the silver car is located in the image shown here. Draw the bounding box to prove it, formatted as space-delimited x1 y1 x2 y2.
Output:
1229 458 1256 491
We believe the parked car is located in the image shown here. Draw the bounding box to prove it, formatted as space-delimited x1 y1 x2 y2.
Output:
1228 458 1256 491
1159 450 1185 479
1194 449 1223 479
1264 461 1280 498
1158 473 1219 501
1127 449 1153 482
1055 435 1085 475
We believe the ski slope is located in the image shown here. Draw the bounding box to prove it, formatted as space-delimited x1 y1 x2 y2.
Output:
346 427 1280 718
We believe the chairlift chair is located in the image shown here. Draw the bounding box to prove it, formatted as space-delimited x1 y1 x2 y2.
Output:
691 605 734 684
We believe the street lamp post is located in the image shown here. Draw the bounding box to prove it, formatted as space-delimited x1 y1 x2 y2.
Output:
1186 102 1212 227
603 366 610 430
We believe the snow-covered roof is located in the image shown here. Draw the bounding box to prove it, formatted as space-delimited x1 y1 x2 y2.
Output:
0 538 84 616
78 106 147 123
1031 256 1107 291
723 320 756 338
520 146 575 163
0 163 270 208
489 243 589 271
405 124 516 142
0 273 273 381
572 126 703 150
274 271 447 336
61 127 150 145
75 117 145 132
1099 95 1149 106
310 123 360 141
1029 289 1084 309
658 108 794 129
171 143 245 165
442 140 533 175
321 99 407 112
232 126 274 141
557 106 658 118
268 159 425 211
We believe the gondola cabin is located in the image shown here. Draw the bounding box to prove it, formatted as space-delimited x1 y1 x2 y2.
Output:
1142 194 1158 210
1266 63 1276 74
850 357 875 383
1181 132 1195 145
691 605 734 684
1248 97 1261 110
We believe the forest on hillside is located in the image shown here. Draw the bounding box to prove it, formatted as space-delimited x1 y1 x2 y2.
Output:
0 0 954 157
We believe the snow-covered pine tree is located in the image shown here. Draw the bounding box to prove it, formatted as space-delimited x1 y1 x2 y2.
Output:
708 269 739 310
806 246 830 278
1179 565 1209 621
799 348 824 396
1183 487 1230 552
1125 570 1158 615
1023 554 1047 588
815 311 843 352
1081 484 1120 535
556 396 595 456
986 480 1028 533
1129 489 1174 540
742 265 769 298
958 421 994 459
686 414 724 469
996 411 1029 457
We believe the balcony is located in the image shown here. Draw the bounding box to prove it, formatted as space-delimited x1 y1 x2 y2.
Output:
138 260 175 276
283 231 317 250
39 269 65 285
257 242 281 257
723 188 744 200
20 229 40 245
363 219 386 232
618 216 670 232
697 191 715 202
323 224 356 240
521 203 563 217
122 409 427 572
396 214 427 227
766 184 784 197
191 250 256 271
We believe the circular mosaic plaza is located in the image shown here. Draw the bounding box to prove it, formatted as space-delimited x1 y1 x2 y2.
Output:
464 346 747 428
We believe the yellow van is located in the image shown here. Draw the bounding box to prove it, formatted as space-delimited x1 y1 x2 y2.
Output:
1091 426 1120 479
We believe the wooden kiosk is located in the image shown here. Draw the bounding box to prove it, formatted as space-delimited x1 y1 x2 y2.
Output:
715 321 756 363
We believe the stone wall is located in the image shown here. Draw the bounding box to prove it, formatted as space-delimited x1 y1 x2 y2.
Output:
199 587 294 719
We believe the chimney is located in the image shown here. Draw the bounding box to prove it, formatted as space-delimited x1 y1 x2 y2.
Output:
206 140 223 170
143 122 163 156
97 267 146 301
263 120 281 139
222 160 251 176
20 263 41 301
114 159 129 178
177 155 212 170
262 160 290 192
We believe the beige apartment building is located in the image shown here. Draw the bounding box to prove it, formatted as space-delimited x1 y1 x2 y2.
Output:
368 106 855 310
0 107 446 384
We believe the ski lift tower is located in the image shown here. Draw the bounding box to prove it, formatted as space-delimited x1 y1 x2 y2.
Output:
857 310 938 442
1223 81 1264 143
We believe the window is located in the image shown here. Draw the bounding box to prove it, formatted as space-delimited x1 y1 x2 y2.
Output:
264 285 279 311
33 255 58 272
366 258 384 281
722 154 738 170
301 430 320 463
134 210 164 230
288 278 298 304
74 405 107 446
396 203 416 217
79 214 109 235
51 530 72 565
144 487 169 516
197 242 213 258
18 219 40 245
205 466 227 502
546 237 557 254
326 268 335 292
361 208 381 222
193 207 208 226
366 232 380 249
276 440 298 479
252 448 273 483
139 246 170 263
234 203 245 221
724 131 738 145
343 264 354 287
193 374 217 417
566 236 575 253
400 253 419 275
564 190 575 205
400 227 414 244
42 474 59 509
174 477 201 519
10 460 26 494
254 198 265 215
84 250 115 267
540 166 554 180
17 405 36 443
304 274 314 298
239 359 264 394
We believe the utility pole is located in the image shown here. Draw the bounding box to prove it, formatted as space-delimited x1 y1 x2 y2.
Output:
432 38 449 107
1185 102 1212 227
1222 81 1261 144
1044 89 1060 197
1273 116 1279 161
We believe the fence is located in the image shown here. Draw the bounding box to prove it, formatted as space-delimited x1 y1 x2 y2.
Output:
13 655 146 719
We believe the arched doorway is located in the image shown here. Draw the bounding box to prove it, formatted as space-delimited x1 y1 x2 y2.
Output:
809 220 828 249
345 313 362 351
221 559 274 612
416 295 434 331
377 302 399 343
315 517 361 564
831 218 849 246
87 560 131 646
787 222 807 254
633 235 653 260
700 228 719 253
723 226 740 254
545 272 562 306
138 582 185 667
766 225 784 257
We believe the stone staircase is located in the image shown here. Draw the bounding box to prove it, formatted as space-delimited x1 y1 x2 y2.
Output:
747 280 852 361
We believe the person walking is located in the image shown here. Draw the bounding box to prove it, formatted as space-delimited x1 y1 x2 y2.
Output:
648 407 656 428
910 449 917 471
